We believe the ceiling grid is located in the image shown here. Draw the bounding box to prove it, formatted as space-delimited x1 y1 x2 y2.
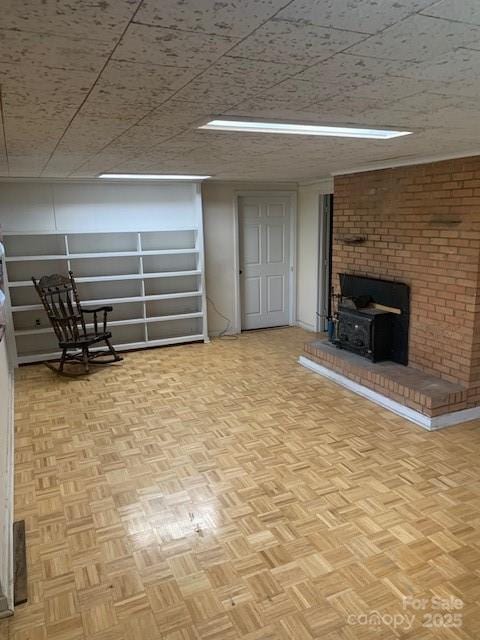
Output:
1 0 480 180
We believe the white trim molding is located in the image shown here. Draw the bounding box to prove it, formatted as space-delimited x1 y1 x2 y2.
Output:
0 339 14 617
298 356 480 431
298 177 334 192
296 320 317 332
331 149 480 177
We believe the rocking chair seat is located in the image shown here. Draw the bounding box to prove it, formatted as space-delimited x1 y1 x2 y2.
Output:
58 331 112 349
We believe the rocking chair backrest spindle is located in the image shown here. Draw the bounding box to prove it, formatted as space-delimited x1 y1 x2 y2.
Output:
32 271 87 344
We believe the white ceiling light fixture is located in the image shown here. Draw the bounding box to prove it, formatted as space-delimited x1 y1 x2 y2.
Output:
98 173 211 180
199 119 412 140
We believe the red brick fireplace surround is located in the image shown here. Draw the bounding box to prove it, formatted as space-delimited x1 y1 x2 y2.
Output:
301 156 480 429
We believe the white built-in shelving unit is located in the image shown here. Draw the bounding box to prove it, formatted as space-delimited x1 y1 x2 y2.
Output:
1 183 209 364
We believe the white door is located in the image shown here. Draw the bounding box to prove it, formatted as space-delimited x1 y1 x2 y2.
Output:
239 195 291 330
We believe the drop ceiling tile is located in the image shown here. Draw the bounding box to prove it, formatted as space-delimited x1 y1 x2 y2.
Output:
449 125 480 139
69 151 134 177
113 23 238 68
351 107 438 128
421 0 480 26
294 53 411 86
41 153 92 178
191 55 302 93
171 85 244 110
218 54 306 81
140 158 215 172
174 55 306 108
79 99 157 122
227 19 368 65
0 63 96 119
3 115 70 155
7 154 50 177
276 0 437 35
396 48 480 82
4 101 75 122
425 103 480 127
175 129 261 149
139 99 215 128
153 138 214 156
86 60 197 109
394 91 461 113
303 95 395 117
2 0 139 41
438 79 480 98
107 156 167 173
225 97 340 122
348 14 480 62
257 78 342 109
135 0 289 37
0 29 113 73
52 115 138 155
94 101 214 160
347 76 444 101
90 138 210 175
100 126 185 155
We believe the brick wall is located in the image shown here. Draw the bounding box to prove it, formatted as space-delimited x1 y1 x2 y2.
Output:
333 156 480 394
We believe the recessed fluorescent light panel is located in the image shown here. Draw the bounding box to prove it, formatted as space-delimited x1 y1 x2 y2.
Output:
199 120 412 140
98 174 211 180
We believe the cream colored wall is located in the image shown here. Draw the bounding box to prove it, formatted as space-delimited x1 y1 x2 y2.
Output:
296 179 334 332
202 182 297 335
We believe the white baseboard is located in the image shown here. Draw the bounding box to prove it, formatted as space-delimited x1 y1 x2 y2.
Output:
208 329 240 338
298 355 480 430
296 320 316 332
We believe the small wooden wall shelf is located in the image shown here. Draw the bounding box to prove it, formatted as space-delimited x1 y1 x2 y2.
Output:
337 234 367 245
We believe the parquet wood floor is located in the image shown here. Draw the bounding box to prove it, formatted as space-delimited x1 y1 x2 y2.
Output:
2 327 480 639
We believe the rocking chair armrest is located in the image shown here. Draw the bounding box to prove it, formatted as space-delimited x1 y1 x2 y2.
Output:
81 306 113 313
81 306 112 334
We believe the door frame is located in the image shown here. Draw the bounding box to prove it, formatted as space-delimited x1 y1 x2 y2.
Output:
233 190 297 333
316 194 333 333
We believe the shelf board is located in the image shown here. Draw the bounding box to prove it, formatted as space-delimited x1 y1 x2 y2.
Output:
2 228 198 236
14 312 203 335
8 270 202 287
81 291 203 305
11 290 203 312
6 248 199 262
16 334 206 363
145 312 203 323
15 317 145 335
142 270 201 279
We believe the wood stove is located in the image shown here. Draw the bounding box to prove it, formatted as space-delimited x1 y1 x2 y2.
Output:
333 274 410 365
337 306 393 362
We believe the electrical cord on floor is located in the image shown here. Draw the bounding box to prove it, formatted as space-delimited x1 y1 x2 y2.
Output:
206 296 238 340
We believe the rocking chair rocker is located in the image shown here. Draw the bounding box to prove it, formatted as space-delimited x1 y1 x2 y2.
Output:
32 271 123 376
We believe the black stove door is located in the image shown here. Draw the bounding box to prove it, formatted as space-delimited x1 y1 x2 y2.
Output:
337 313 371 357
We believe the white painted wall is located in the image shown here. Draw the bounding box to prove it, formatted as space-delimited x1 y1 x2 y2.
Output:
0 181 198 232
202 182 297 335
296 179 334 332
0 337 13 616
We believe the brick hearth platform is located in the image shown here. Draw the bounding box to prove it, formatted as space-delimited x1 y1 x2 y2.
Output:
304 339 467 418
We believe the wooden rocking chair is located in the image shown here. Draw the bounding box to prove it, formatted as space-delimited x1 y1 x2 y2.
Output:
32 271 123 376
